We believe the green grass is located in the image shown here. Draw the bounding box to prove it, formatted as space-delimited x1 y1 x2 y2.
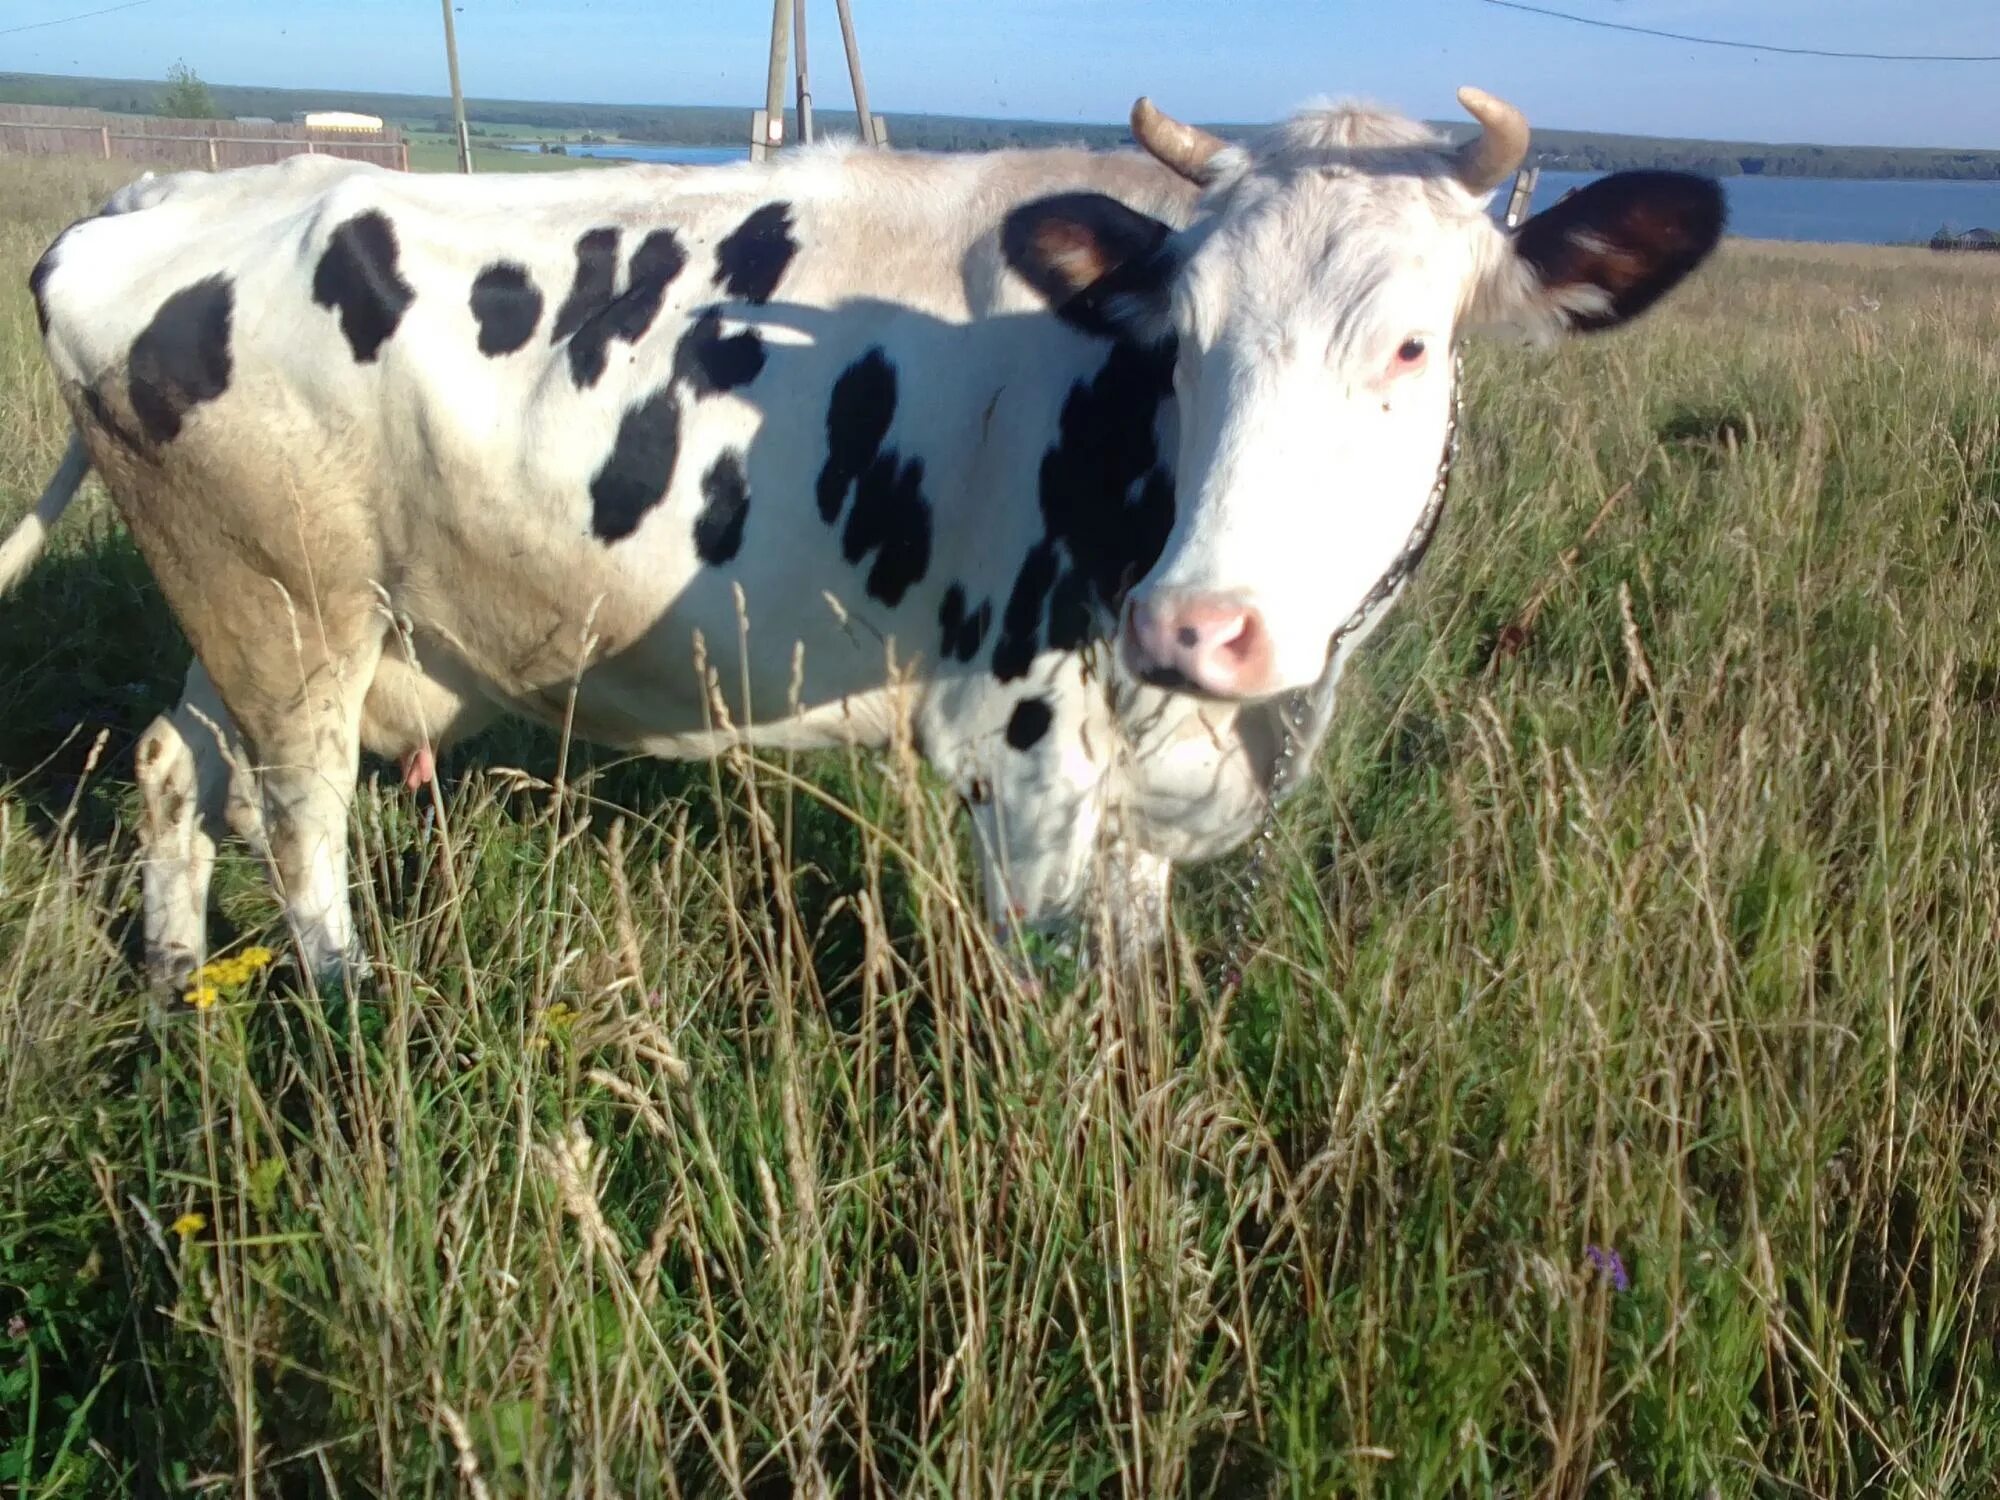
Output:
403 133 616 174
4 152 2000 1495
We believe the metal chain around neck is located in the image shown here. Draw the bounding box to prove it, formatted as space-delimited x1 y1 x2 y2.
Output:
1218 349 1465 992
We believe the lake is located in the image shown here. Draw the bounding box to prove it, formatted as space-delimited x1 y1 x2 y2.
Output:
1532 170 2000 247
520 144 2000 247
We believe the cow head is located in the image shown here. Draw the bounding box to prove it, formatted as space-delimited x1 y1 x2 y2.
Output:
1005 88 1724 701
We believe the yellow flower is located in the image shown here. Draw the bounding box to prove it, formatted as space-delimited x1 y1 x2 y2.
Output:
528 1004 578 1056
170 1211 206 1239
184 983 219 1010
188 946 277 996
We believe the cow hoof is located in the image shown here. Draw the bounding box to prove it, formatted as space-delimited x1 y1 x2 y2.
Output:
145 945 203 994
290 934 374 994
313 949 374 994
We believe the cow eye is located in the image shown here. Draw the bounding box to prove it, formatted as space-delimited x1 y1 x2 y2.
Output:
1395 337 1427 367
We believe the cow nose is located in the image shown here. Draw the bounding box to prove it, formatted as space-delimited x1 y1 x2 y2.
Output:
1122 592 1274 699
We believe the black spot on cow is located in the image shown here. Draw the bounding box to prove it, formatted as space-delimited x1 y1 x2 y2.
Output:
693 450 751 565
1038 339 1177 605
990 538 1060 682
590 386 680 542
939 584 992 663
713 202 797 304
29 213 102 337
989 339 1177 678
126 274 234 445
567 228 688 388
551 227 621 342
1005 697 1053 752
815 348 932 605
1046 562 1096 654
817 349 897 523
312 211 416 363
673 308 767 397
841 450 931 606
27 245 58 336
80 385 141 453
469 262 543 356
1130 467 1176 576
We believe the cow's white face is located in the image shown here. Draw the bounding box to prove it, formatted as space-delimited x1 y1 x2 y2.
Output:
1006 89 1724 702
1141 174 1478 697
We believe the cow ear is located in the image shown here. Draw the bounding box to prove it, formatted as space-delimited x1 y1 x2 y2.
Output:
1003 192 1177 341
1500 170 1725 334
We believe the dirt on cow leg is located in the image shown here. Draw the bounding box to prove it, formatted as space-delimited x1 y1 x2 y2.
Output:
247 656 381 988
195 604 386 990
134 661 249 991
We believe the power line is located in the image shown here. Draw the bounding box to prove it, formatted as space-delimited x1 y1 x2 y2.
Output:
1478 1 2000 62
0 0 156 38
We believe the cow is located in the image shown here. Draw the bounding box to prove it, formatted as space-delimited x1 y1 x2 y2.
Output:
3 87 1723 988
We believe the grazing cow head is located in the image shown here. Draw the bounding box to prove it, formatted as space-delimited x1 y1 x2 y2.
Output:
1005 87 1724 701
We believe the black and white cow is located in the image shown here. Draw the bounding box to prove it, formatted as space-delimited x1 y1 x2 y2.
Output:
3 88 1722 985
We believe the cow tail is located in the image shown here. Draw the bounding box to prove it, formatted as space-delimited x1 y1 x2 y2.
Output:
0 429 90 597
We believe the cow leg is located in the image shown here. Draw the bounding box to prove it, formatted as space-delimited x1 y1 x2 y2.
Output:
135 661 256 989
251 712 372 985
217 624 385 988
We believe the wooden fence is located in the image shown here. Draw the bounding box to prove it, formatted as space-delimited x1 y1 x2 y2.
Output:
0 103 408 171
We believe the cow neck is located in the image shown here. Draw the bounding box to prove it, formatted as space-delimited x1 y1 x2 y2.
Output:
1220 347 1465 991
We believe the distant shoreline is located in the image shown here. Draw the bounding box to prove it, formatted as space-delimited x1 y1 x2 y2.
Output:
4 68 1996 182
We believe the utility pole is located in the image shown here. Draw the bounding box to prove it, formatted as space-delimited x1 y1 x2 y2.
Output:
753 1 881 158
793 0 814 145
832 0 878 146
439 0 473 173
753 0 790 161
1504 165 1540 228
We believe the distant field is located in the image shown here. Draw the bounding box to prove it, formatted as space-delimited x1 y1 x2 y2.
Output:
404 130 614 174
5 151 2000 1494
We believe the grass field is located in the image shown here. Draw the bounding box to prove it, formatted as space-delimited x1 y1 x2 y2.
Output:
4 151 2000 1495
402 130 618 175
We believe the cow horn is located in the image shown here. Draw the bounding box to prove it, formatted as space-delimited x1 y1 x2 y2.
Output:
1131 97 1227 183
1452 86 1529 194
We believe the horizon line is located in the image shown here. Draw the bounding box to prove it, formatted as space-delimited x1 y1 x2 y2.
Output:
2 65 1994 158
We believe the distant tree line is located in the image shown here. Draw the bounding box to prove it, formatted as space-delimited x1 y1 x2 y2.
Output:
4 69 1997 181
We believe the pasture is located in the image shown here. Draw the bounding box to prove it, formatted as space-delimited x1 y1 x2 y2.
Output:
400 131 618 175
4 150 2000 1495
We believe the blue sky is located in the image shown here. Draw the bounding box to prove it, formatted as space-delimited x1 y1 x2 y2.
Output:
8 0 1996 148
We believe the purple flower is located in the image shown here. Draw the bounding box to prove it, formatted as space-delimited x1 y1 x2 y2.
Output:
1585 1244 1630 1292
